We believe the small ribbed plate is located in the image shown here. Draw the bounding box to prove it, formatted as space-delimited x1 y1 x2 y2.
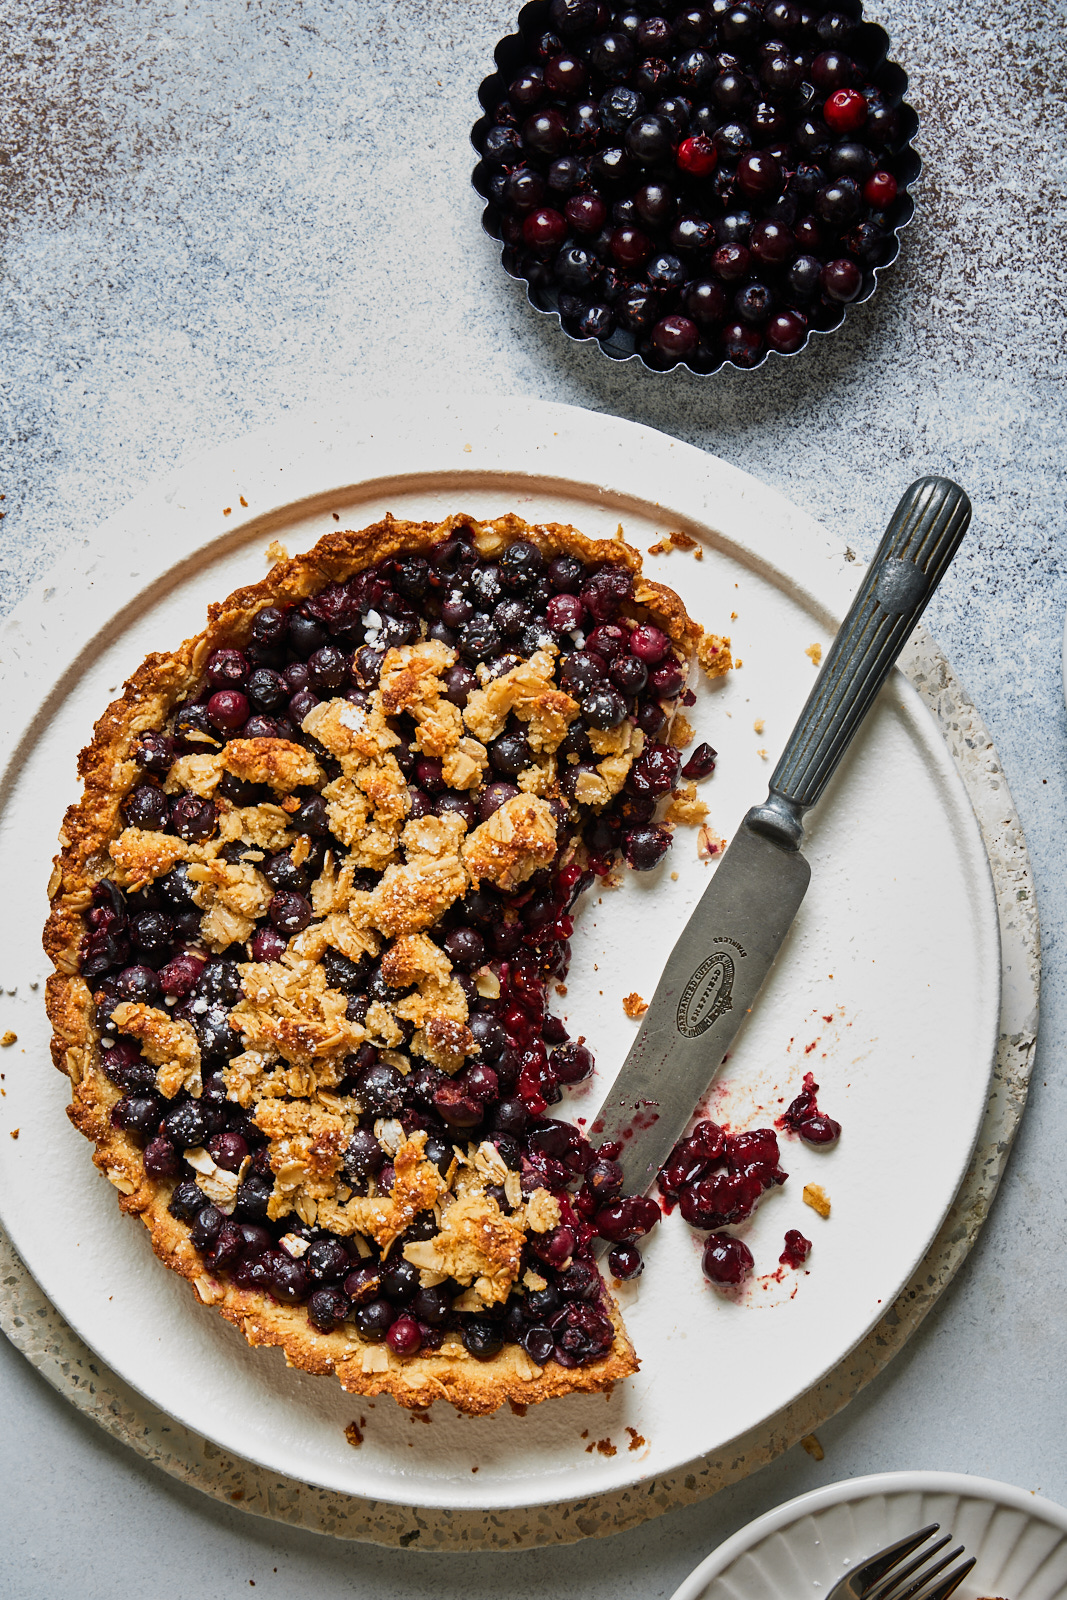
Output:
671 1471 1067 1600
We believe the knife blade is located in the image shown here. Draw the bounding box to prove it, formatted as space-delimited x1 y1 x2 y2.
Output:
591 475 972 1199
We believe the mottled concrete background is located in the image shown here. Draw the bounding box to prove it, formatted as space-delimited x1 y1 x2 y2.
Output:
1 0 1065 1595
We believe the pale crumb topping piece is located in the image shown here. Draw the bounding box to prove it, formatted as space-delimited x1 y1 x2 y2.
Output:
380 933 452 989
301 697 399 765
697 824 726 859
254 1097 355 1225
405 1190 526 1306
357 854 469 938
697 632 733 680
665 782 709 827
805 642 823 666
221 737 324 792
110 1001 202 1099
463 648 579 753
803 1182 831 1218
669 712 696 748
109 827 189 886
524 1187 562 1234
378 640 465 758
400 813 468 861
216 802 293 852
231 959 365 1070
442 735 489 791
462 793 558 892
163 752 225 797
318 1132 448 1253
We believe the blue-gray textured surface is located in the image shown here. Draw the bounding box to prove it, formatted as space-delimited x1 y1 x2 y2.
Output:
1 0 1065 1594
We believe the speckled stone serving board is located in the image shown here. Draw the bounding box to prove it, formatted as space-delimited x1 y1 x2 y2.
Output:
0 620 1037 1551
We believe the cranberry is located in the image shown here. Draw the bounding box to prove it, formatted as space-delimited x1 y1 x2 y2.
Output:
523 207 568 249
463 1317 505 1360
170 794 215 843
648 656 685 696
623 824 670 871
143 1135 180 1178
680 742 716 780
651 314 698 359
863 169 897 207
702 1231 754 1286
386 1313 423 1355
545 592 586 633
355 1298 397 1340
268 891 312 935
208 1131 249 1172
207 648 249 689
608 1243 643 1279
308 1287 351 1331
628 742 681 796
594 1195 660 1242
434 1080 484 1128
206 689 250 732
250 926 287 963
549 1041 594 1084
122 784 169 831
676 133 717 175
780 1228 812 1267
822 257 862 302
799 1112 842 1144
133 731 176 775
824 86 866 133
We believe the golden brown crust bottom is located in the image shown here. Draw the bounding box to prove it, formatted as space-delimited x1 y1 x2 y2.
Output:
43 511 705 1415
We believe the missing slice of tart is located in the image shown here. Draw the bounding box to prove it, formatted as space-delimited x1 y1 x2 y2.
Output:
44 511 729 1416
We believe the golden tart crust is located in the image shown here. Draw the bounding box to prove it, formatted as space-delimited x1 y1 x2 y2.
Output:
44 511 713 1416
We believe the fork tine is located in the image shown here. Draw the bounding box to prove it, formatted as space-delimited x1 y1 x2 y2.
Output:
852 1525 943 1596
868 1534 955 1600
887 1544 968 1600
912 1557 977 1600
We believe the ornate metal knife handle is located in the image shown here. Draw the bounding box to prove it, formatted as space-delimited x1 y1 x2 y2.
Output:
747 475 972 851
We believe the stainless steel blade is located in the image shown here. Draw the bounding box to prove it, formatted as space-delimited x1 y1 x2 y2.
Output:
591 822 810 1196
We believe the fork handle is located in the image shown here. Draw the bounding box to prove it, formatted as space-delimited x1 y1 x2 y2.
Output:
747 476 971 850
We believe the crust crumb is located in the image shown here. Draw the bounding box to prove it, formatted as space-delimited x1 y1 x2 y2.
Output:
622 993 648 1019
668 712 695 748
265 539 289 565
697 825 726 859
805 642 823 667
697 633 733 679
753 719 765 734
595 1437 617 1457
625 1426 646 1451
800 1432 825 1460
666 782 708 828
0 1031 16 1047
803 1182 831 1218
9 1128 19 1140
344 1421 364 1447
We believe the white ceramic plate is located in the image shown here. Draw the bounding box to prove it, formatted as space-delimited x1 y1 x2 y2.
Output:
670 1471 1067 1600
0 398 1000 1513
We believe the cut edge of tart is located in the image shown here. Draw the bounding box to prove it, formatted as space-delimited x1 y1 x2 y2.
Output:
44 510 726 1416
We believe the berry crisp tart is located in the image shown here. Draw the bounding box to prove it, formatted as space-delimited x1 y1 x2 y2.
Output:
43 511 731 1415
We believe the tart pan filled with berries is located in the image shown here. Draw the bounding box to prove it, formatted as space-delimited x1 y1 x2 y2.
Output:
472 0 918 372
44 511 733 1416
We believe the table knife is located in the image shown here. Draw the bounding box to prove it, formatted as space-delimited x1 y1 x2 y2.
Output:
592 475 972 1197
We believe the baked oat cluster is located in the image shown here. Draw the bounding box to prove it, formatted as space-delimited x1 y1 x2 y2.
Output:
45 511 728 1414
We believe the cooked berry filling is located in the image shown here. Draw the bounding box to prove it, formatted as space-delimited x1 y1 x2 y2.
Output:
82 520 716 1369
777 1069 841 1144
473 0 917 370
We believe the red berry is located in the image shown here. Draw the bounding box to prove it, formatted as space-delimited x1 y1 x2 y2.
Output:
766 310 808 353
523 207 567 249
386 1313 423 1356
824 88 867 134
565 192 607 233
610 225 652 268
676 134 717 176
822 257 862 302
651 314 698 358
863 170 898 208
702 1231 754 1286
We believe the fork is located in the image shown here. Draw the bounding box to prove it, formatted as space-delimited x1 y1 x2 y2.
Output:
826 1523 977 1600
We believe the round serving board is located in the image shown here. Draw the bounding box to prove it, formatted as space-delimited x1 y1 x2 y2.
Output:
0 399 1038 1547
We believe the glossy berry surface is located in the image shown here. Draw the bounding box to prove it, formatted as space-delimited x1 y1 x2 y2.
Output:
476 0 913 370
